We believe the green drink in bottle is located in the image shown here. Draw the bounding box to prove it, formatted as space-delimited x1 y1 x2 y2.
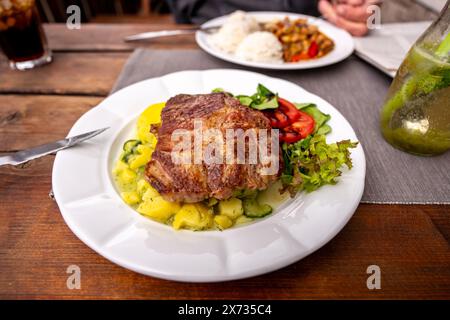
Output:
380 2 450 156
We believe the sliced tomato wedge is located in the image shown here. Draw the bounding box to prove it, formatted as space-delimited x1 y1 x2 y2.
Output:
264 110 289 128
277 97 301 123
263 97 316 143
284 111 315 139
279 132 302 143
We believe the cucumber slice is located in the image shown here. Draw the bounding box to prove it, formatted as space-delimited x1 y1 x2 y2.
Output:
122 139 142 162
232 189 258 199
123 139 141 152
243 198 272 218
205 198 219 207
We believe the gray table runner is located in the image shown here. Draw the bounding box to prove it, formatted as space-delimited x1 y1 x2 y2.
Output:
111 49 450 204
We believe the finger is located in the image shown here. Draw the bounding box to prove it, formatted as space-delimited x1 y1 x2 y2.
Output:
319 1 368 36
336 0 381 5
318 0 338 21
334 16 369 36
336 0 364 5
336 4 371 22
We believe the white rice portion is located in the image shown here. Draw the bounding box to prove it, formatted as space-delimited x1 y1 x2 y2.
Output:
208 11 260 54
235 31 283 63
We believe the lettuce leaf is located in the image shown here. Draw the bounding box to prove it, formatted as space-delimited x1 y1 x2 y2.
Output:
281 135 358 194
294 102 332 135
231 84 279 110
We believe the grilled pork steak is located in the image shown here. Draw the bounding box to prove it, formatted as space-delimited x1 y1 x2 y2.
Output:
145 92 280 203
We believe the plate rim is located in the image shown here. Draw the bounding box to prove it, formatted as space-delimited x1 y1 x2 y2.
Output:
195 11 355 70
52 69 366 282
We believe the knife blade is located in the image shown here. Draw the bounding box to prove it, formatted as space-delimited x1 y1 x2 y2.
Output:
0 127 109 167
124 25 220 42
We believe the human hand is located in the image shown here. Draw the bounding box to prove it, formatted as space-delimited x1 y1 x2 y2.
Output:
318 0 382 37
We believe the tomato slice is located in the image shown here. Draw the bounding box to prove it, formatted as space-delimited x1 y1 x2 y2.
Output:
284 111 315 139
263 97 316 143
277 97 301 123
264 110 289 128
273 110 290 127
279 132 302 143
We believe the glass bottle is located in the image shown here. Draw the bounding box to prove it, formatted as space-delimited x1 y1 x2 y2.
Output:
380 1 450 156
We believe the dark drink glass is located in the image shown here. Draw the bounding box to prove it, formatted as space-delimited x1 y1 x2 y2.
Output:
0 0 52 70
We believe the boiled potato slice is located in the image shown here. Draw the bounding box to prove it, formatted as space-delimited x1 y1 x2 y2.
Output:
142 185 160 201
235 215 253 226
120 168 137 184
136 179 150 195
137 102 165 144
218 198 243 219
173 203 213 230
137 196 180 222
112 160 128 175
214 215 233 230
115 168 138 191
121 191 140 205
128 144 152 170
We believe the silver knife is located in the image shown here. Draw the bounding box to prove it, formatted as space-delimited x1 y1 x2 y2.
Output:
0 127 109 167
124 25 220 42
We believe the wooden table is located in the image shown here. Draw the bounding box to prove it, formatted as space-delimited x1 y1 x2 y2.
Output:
0 24 449 300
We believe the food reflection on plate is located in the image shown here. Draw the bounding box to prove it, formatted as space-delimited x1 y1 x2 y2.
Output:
208 11 335 64
113 84 357 232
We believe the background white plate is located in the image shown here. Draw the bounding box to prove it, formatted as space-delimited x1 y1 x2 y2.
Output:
196 12 355 70
52 69 365 282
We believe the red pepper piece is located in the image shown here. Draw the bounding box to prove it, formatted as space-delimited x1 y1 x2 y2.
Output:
291 52 309 62
308 41 319 58
290 52 309 62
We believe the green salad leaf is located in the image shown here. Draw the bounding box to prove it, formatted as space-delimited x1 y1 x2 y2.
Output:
248 96 279 110
235 95 254 106
295 102 332 135
281 135 358 195
211 87 234 96
216 83 279 110
293 102 315 109
256 83 275 99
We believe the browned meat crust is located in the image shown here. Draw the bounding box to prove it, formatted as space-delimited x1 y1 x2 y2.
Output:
145 92 280 203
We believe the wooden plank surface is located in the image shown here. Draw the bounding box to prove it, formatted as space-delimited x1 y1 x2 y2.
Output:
0 53 128 96
0 95 102 151
0 150 448 299
0 22 449 299
44 24 198 51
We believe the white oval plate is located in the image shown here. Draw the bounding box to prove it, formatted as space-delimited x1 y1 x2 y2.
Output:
52 69 365 282
196 12 355 70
